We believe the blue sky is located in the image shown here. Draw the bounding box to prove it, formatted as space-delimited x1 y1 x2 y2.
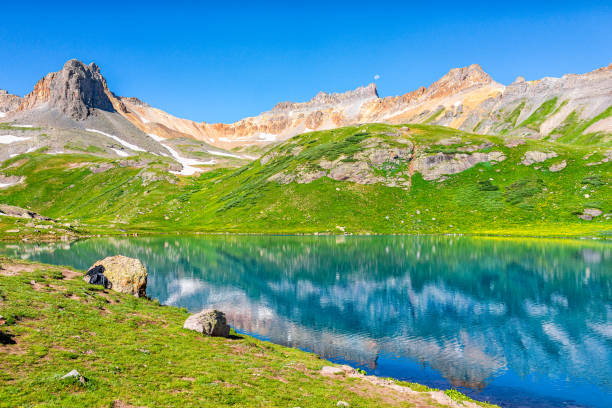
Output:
1 1 611 123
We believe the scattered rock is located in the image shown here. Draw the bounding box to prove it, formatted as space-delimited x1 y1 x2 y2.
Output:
578 208 603 220
549 160 567 172
87 256 147 297
438 137 461 146
183 309 230 337
504 139 525 148
90 163 114 173
521 151 557 165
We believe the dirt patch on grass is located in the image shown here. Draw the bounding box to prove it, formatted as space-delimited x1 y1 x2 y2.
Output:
0 263 38 276
29 280 46 291
61 268 82 280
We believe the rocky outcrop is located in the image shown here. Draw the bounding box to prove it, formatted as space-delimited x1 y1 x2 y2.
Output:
0 203 53 221
184 309 230 337
87 255 147 297
0 90 22 114
0 175 25 189
268 139 414 188
414 151 506 181
549 160 567 172
578 208 603 221
18 59 116 120
521 151 558 165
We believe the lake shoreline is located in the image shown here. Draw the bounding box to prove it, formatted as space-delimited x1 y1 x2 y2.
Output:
0 256 496 407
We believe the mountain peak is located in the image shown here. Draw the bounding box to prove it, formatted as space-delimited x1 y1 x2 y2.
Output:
426 64 494 99
270 83 379 113
18 59 115 120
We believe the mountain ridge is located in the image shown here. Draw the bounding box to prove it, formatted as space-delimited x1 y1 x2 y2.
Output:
2 59 612 152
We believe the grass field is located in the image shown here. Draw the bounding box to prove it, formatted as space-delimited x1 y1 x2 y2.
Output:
0 123 610 238
0 257 495 407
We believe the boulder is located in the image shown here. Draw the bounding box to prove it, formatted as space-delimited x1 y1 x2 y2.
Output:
521 151 557 165
86 256 147 297
584 208 603 217
0 203 53 220
183 309 230 337
549 160 567 172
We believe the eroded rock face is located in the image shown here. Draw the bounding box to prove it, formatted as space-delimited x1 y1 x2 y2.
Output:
87 255 147 297
184 309 230 337
0 90 22 113
414 151 506 181
18 59 115 120
268 141 413 188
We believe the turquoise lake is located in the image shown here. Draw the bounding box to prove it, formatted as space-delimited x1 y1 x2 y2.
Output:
2 235 611 408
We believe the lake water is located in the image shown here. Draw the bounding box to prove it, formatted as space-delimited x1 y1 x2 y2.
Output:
1 235 611 408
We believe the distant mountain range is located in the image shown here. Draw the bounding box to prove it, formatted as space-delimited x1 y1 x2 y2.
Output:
0 59 610 238
1 59 611 154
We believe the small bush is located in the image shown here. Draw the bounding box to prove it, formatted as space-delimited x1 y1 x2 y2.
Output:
581 175 604 186
504 179 544 205
478 180 499 191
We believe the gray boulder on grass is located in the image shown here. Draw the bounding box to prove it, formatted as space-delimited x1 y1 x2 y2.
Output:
184 309 230 337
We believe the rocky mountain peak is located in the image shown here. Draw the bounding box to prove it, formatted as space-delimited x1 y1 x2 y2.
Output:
426 64 494 99
18 59 115 120
270 83 379 113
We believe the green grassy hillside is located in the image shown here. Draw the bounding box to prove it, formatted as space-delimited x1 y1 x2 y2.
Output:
1 124 610 237
1 257 494 407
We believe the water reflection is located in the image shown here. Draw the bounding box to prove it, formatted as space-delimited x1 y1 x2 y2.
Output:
2 236 611 407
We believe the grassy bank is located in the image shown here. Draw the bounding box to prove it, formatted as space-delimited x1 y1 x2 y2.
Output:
0 123 610 238
0 257 495 407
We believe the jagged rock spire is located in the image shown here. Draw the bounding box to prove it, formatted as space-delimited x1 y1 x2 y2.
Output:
18 59 116 120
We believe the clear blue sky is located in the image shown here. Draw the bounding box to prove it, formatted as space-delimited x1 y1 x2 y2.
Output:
1 1 611 123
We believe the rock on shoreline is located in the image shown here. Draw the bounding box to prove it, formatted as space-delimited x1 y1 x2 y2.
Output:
86 255 147 297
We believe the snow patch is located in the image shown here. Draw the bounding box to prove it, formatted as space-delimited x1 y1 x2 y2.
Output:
111 148 129 157
148 133 214 176
13 124 33 128
257 132 278 142
0 135 31 144
147 133 166 142
0 112 6 118
86 128 146 152
207 149 241 158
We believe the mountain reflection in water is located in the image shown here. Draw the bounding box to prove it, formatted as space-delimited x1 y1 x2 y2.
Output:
2 235 611 408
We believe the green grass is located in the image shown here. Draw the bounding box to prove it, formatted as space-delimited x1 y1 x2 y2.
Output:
424 107 445 124
0 123 610 238
0 257 488 407
64 143 106 154
518 98 558 131
0 123 42 131
552 105 612 145
500 102 526 133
